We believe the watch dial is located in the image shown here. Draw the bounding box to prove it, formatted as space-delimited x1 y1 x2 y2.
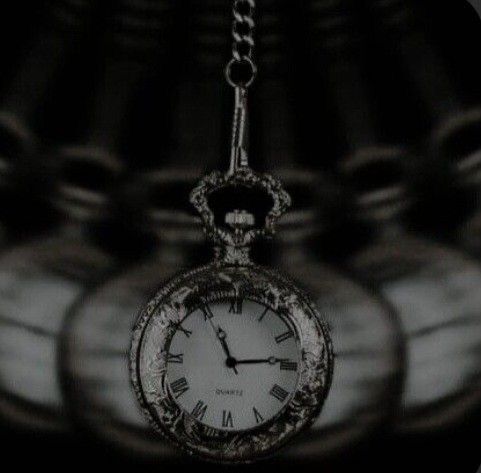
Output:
166 299 300 432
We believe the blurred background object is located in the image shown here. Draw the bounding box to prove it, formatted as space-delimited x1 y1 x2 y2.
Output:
59 0 227 457
0 0 99 243
60 171 203 460
0 149 123 433
0 0 480 472
293 0 481 434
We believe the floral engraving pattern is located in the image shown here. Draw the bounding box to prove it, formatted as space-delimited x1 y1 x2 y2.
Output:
130 263 333 464
189 168 292 249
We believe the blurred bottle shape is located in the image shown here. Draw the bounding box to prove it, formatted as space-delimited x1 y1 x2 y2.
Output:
53 0 185 257
59 0 229 459
251 1 404 459
0 3 114 433
339 153 481 434
0 151 123 433
0 1 106 243
302 0 481 433
0 0 152 432
60 172 205 460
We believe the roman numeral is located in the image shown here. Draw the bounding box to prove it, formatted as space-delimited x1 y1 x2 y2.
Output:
228 298 243 314
170 377 189 398
191 400 208 421
201 305 214 321
253 407 264 424
275 330 294 344
222 410 234 428
258 307 269 322
270 384 289 403
167 353 184 364
280 360 298 371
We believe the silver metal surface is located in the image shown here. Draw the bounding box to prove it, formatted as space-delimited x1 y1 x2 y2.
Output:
130 262 333 463
190 168 291 263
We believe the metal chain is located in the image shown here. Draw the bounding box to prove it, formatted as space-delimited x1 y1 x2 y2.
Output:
226 0 257 175
226 0 257 88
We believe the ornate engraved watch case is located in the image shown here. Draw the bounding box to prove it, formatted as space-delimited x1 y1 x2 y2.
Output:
130 167 333 463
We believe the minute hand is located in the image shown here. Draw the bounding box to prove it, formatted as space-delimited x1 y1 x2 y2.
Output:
202 307 238 374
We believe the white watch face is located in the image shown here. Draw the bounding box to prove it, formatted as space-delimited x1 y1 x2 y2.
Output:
166 298 300 432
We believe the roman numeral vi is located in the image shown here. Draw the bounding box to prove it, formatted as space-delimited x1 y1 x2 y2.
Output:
222 410 234 428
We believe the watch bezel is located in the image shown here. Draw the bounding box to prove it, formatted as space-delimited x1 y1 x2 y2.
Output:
130 263 333 464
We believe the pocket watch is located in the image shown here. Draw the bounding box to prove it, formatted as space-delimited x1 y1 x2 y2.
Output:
130 170 333 463
129 0 333 463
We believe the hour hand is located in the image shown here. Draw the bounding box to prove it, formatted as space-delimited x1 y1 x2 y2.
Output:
218 330 239 374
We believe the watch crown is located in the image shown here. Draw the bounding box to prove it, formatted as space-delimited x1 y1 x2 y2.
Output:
225 209 255 229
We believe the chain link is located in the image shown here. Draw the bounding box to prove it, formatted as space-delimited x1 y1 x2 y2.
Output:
232 0 255 62
226 0 257 174
225 0 257 88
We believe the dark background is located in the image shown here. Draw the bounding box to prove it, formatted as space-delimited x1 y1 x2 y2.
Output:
0 1 480 471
